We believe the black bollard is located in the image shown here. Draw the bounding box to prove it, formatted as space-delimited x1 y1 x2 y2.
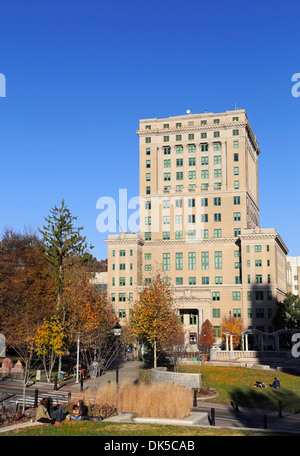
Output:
278 400 282 418
233 394 239 412
263 414 267 429
34 389 39 407
80 373 83 392
211 408 215 426
193 389 197 407
68 392 71 401
54 375 58 391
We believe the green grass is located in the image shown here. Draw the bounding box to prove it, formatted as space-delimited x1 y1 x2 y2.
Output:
180 364 300 413
0 421 292 437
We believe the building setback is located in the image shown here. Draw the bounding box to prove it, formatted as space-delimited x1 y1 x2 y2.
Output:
105 109 288 346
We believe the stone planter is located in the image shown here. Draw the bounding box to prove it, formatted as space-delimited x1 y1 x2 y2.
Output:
151 367 201 389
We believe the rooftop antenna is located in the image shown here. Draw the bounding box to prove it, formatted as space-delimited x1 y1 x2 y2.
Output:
117 219 124 233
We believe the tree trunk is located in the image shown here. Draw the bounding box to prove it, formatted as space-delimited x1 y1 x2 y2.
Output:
154 339 157 368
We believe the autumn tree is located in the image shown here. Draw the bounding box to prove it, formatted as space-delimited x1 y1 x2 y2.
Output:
165 329 187 372
35 316 65 382
220 315 244 349
0 229 56 411
129 274 183 368
198 319 215 356
62 263 115 376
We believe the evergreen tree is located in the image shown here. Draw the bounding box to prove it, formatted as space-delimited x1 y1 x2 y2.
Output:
39 199 93 316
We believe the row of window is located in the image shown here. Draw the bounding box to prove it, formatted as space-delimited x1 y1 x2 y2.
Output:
144 228 242 240
145 130 240 143
145 196 241 209
145 143 239 156
145 212 241 226
158 169 239 180
145 180 240 194
144 117 240 131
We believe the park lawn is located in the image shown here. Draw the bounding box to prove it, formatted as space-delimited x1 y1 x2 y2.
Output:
0 421 289 437
180 364 300 413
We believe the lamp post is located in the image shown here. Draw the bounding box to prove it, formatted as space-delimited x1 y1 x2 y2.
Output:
113 322 122 388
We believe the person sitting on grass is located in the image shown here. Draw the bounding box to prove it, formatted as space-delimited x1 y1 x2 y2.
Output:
270 377 281 388
71 400 88 421
36 398 62 425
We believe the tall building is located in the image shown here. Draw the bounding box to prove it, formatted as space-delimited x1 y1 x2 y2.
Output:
286 256 300 295
105 110 288 346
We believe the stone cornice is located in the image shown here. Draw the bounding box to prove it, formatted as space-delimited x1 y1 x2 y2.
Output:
136 121 247 137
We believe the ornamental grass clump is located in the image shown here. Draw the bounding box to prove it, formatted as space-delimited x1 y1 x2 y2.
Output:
80 382 192 419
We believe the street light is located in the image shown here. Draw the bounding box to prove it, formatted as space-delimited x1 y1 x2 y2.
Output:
113 322 122 387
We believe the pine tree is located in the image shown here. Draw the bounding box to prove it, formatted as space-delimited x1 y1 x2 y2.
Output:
39 199 93 317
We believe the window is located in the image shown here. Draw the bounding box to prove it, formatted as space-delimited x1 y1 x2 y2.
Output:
145 216 151 225
188 133 194 140
233 140 239 148
145 264 151 271
118 309 126 318
233 308 241 317
255 260 262 267
175 215 182 224
163 215 170 224
188 230 196 239
255 245 262 252
234 180 239 189
189 214 196 223
247 291 252 301
255 291 264 300
201 229 208 239
256 308 264 318
213 142 221 150
120 263 125 270
215 276 223 284
214 155 221 164
212 292 220 301
176 252 183 270
176 277 183 285
189 277 196 285
145 201 151 209
214 131 220 138
163 231 170 239
201 214 208 222
214 197 221 206
163 253 170 271
111 293 115 302
201 143 208 152
119 277 125 286
145 137 151 143
202 276 209 285
214 169 222 178
189 157 196 166
145 232 151 240
176 122 182 128
234 212 241 221
163 136 169 142
201 170 209 179
120 250 126 256
233 196 240 205
163 146 170 155
175 230 182 239
215 251 222 269
234 166 239 175
164 172 171 181
233 129 239 136
234 228 241 237
201 132 207 139
189 312 197 325
189 171 196 179
214 213 221 222
175 199 182 208
118 293 126 302
176 145 183 154
201 198 208 206
188 252 196 270
176 158 183 166
188 198 195 207
202 252 209 270
162 199 169 208
146 186 151 194
232 291 241 301
146 160 151 169
201 156 208 165
176 172 183 180
214 229 222 238
146 148 151 155
234 153 239 161
164 159 171 168
188 144 196 153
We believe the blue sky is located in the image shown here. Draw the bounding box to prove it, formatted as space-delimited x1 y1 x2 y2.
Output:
0 0 299 260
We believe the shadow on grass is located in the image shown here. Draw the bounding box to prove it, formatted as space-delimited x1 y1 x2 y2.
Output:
229 386 300 414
